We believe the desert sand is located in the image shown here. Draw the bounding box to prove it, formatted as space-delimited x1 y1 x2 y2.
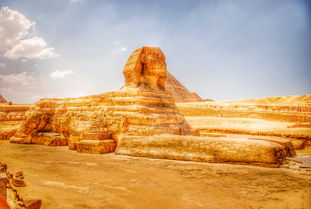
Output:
1 141 310 209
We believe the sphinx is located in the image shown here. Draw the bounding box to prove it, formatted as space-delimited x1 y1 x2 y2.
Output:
11 46 294 166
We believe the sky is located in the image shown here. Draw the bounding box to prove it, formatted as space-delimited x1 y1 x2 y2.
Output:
0 0 310 103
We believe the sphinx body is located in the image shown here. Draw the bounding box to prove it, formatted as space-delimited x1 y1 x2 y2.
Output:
11 47 294 166
12 47 192 152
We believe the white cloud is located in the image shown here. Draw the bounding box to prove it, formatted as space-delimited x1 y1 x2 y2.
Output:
119 47 127 52
3 37 58 60
0 62 5 68
0 7 59 60
0 71 34 86
49 69 75 79
112 41 127 53
113 41 120 46
69 0 84 3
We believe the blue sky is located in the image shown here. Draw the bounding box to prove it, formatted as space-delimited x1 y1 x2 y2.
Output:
0 0 310 103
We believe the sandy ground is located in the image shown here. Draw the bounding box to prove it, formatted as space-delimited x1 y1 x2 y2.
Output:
216 95 311 105
0 141 310 209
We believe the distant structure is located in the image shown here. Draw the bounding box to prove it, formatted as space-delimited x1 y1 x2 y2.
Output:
0 95 7 103
165 72 202 102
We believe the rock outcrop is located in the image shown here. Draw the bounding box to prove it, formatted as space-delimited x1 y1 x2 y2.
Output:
0 163 42 209
0 105 32 122
0 102 32 140
176 97 311 142
10 46 294 166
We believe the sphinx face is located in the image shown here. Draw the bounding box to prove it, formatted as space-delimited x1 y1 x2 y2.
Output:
139 47 167 90
142 47 167 78
123 47 168 90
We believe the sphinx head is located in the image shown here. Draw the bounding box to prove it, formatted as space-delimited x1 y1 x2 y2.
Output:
123 47 167 90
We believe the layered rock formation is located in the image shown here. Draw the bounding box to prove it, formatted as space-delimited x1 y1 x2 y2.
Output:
10 46 294 166
176 95 311 149
177 95 311 140
0 105 31 122
0 95 32 140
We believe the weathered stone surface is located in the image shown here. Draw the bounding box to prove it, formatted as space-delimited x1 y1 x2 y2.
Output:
116 135 286 166
0 102 32 141
248 137 296 157
12 87 191 149
24 199 42 209
11 132 67 146
176 95 311 143
0 129 16 140
77 140 117 154
176 100 311 122
0 173 7 202
34 132 67 146
123 47 167 90
0 104 32 122
69 142 77 150
10 46 294 165
12 171 26 187
0 163 43 209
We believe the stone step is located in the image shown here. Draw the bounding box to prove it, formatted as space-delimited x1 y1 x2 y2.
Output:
33 132 67 146
82 133 111 140
10 132 67 146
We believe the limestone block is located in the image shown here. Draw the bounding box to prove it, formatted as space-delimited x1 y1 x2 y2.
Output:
24 199 42 209
10 136 30 144
0 173 7 202
14 111 49 137
116 135 286 166
68 142 77 150
12 177 26 187
248 137 296 157
11 132 67 146
77 140 117 154
0 129 16 140
33 132 67 146
0 104 32 122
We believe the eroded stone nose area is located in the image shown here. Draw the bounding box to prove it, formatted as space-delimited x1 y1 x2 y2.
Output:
123 46 167 90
